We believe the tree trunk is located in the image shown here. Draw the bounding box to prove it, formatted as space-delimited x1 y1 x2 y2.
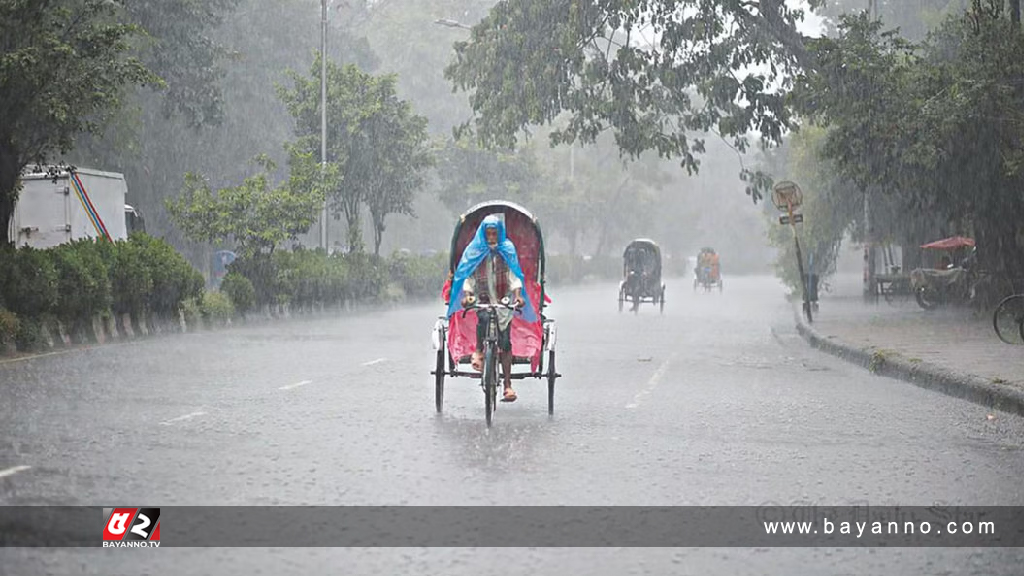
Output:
1012 0 1021 26
342 200 362 253
372 213 384 257
0 142 22 246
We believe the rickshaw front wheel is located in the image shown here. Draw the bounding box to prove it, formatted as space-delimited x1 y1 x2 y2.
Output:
434 350 445 413
483 345 497 427
547 351 556 415
915 287 939 310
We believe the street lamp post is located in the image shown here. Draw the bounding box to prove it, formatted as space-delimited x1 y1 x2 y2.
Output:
772 181 813 323
320 0 329 251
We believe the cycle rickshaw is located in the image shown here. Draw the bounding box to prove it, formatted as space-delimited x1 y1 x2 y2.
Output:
694 247 723 292
430 201 560 426
618 239 666 314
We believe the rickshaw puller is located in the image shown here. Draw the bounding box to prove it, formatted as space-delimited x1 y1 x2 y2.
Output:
450 216 529 402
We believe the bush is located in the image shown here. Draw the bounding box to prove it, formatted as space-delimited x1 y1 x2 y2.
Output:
180 297 202 327
221 272 256 316
110 239 152 315
51 240 111 327
0 308 19 351
388 251 447 299
201 291 235 326
229 254 279 307
130 234 203 318
0 245 58 318
344 253 387 302
15 316 45 352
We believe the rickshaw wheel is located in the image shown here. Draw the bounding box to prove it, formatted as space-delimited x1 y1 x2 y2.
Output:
547 351 556 415
993 294 1024 345
434 350 445 413
483 346 497 427
618 289 624 313
660 287 666 314
915 287 939 310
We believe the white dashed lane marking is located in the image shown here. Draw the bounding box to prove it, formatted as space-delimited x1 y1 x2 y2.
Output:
159 411 207 425
279 380 313 391
625 353 678 409
0 465 31 478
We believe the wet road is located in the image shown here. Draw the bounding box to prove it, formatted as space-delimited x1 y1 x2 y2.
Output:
2 276 1023 574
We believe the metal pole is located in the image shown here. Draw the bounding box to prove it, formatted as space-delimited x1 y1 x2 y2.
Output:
320 0 329 251
790 203 812 323
569 145 575 182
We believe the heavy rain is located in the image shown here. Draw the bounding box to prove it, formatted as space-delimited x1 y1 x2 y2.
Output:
1 0 1024 574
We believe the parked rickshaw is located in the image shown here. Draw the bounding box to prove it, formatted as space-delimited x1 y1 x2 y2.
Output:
618 239 666 314
910 236 979 310
431 201 560 426
694 247 723 293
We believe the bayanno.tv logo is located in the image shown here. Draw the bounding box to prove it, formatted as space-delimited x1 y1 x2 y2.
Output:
102 508 161 548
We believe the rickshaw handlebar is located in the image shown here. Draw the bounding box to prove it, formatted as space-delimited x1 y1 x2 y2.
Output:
460 301 521 319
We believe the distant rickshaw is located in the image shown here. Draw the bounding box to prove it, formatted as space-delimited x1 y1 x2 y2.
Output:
618 239 666 314
694 247 723 293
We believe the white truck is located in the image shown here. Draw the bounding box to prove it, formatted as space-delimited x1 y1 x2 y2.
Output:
8 166 145 249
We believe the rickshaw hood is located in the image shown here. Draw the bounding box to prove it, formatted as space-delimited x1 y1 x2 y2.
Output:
446 215 537 321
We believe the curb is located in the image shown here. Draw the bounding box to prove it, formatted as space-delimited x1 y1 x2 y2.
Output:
794 307 1024 418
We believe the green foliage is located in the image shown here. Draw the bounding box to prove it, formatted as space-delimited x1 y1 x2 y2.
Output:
433 137 542 213
0 245 58 318
0 0 157 239
180 297 203 327
280 56 433 253
109 239 153 315
444 0 819 201
122 0 241 127
200 292 236 326
762 126 863 292
0 308 18 351
51 240 112 325
130 234 204 318
14 315 45 352
388 251 448 299
814 0 966 42
793 3 1024 275
221 272 256 316
166 154 327 257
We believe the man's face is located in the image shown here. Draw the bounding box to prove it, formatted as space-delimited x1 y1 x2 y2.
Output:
485 227 498 248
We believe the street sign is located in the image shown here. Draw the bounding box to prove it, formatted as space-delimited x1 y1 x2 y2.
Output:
772 181 803 211
779 214 804 225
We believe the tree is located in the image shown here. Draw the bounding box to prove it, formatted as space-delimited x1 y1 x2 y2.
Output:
794 3 1024 276
362 101 433 256
122 0 242 127
0 0 155 243
815 0 967 41
166 153 330 257
443 0 828 202
280 56 432 254
433 137 543 213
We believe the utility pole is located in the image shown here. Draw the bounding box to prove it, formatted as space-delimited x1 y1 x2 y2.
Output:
320 0 329 251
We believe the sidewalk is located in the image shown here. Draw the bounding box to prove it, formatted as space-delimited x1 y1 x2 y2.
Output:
795 277 1024 416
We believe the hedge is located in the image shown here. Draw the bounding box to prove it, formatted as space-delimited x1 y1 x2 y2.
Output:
224 249 445 313
0 234 204 350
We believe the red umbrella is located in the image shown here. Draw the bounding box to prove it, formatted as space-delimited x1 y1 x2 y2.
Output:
920 236 975 250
